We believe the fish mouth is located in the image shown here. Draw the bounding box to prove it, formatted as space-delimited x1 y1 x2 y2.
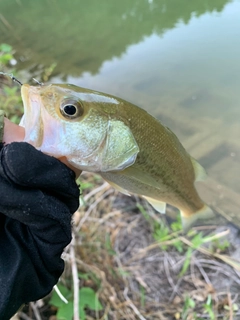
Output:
21 84 63 157
21 84 44 148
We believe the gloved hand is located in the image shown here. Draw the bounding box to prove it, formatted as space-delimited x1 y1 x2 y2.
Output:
0 142 80 320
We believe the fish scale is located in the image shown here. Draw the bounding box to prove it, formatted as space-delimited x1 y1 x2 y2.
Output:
104 102 204 213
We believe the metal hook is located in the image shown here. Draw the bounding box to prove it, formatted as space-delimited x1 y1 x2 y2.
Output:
0 72 22 86
33 78 44 86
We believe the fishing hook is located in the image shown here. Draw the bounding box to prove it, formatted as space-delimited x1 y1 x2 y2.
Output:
0 72 22 86
33 78 44 85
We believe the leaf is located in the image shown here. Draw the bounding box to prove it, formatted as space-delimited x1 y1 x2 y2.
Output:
50 285 102 320
188 297 195 308
3 86 18 95
173 240 184 253
224 303 238 311
78 272 89 280
191 232 204 248
0 53 13 64
0 43 12 53
80 182 94 191
57 300 74 320
171 214 182 232
79 287 103 311
50 285 74 320
50 284 72 308
79 307 86 320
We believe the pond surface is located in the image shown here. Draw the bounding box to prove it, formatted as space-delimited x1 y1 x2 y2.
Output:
0 0 240 221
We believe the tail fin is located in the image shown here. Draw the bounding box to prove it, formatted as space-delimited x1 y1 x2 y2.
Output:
181 205 216 233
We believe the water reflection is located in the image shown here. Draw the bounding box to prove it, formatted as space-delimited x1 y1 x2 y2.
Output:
0 0 230 76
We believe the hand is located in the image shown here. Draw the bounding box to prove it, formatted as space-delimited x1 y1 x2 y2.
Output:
0 142 80 319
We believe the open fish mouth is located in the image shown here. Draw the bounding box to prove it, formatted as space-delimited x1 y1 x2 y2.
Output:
20 84 65 156
20 84 43 148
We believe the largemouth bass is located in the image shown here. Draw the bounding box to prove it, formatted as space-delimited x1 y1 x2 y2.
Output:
20 83 214 231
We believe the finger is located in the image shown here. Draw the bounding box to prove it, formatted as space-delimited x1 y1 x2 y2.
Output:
2 118 25 144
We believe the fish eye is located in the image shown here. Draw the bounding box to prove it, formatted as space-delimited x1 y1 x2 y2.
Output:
60 100 84 119
63 105 77 115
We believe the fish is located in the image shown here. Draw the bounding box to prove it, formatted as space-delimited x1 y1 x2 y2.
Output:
20 83 215 231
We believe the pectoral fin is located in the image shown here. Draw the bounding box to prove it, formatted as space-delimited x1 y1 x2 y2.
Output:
121 166 161 189
102 177 131 196
143 196 166 214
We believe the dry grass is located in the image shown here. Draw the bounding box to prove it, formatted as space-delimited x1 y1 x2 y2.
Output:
18 173 240 320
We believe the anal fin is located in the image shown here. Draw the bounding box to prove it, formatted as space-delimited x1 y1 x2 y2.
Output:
143 196 166 214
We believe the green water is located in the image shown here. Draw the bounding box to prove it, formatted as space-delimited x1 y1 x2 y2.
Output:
0 0 240 215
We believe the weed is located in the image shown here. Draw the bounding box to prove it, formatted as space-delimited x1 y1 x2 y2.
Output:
136 203 151 222
170 213 182 232
224 301 238 318
179 247 194 277
105 233 116 256
41 62 57 82
153 220 170 249
117 267 130 277
0 44 23 123
210 238 230 253
140 285 146 308
179 232 217 277
203 295 215 319
0 43 15 66
181 296 196 320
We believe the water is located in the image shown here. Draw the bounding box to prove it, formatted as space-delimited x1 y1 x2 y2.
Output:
0 0 240 220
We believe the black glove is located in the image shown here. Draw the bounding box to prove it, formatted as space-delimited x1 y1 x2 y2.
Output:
0 142 80 320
